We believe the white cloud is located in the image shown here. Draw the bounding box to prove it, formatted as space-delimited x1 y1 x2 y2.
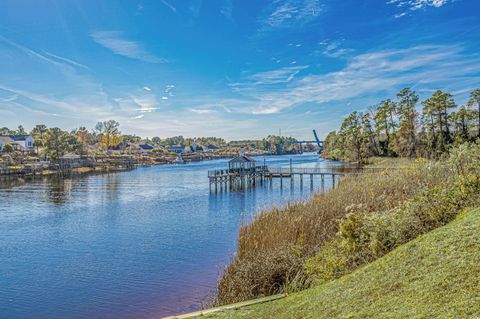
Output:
161 0 177 13
388 0 450 17
143 86 152 91
237 65 309 86
190 108 216 114
318 40 353 58
91 31 166 63
226 44 480 115
259 0 322 31
221 0 234 20
42 51 90 70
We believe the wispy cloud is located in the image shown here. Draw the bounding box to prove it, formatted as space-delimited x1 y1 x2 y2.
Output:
161 0 177 13
259 0 322 31
224 44 480 115
91 31 166 63
317 40 353 58
0 35 89 71
190 108 216 114
42 51 90 70
244 65 309 85
221 0 234 20
388 0 450 18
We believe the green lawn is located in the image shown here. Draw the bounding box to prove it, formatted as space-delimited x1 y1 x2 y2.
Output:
210 208 480 319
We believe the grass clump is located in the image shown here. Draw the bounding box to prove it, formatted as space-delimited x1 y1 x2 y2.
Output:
216 142 480 306
212 207 480 318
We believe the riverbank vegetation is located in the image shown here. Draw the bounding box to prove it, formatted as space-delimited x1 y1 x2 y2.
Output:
1 121 306 174
323 88 480 163
213 207 480 318
215 87 480 308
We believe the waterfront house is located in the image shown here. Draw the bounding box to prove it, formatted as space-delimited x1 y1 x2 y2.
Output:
228 154 256 170
205 144 220 151
190 142 205 152
139 144 154 151
169 145 184 154
0 135 35 150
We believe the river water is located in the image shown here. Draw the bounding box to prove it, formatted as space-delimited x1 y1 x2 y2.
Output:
0 153 338 318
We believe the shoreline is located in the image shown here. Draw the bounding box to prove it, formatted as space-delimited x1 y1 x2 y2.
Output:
0 152 310 180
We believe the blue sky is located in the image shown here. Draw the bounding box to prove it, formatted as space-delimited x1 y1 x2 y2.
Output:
0 0 479 140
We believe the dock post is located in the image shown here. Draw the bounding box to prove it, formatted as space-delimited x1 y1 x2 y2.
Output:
321 174 325 191
310 174 313 190
280 175 283 188
300 174 303 189
332 174 336 189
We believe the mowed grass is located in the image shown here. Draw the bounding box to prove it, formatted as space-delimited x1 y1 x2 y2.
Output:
210 208 480 319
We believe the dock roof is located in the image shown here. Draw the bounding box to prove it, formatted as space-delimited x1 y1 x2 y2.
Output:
228 154 256 163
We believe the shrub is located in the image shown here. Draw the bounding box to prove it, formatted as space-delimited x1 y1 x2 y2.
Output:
217 142 480 305
306 143 480 284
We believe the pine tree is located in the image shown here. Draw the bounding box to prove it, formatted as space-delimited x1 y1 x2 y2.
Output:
394 88 418 157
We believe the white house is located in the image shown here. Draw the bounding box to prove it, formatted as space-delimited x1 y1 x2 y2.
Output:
0 135 35 151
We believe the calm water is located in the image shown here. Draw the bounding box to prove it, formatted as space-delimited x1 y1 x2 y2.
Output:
0 153 338 319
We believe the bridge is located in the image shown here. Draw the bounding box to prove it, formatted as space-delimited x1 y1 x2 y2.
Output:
287 129 324 153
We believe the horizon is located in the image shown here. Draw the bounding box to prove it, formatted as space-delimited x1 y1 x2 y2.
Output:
1 0 479 140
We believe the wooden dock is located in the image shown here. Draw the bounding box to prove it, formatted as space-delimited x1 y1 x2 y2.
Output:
208 165 347 192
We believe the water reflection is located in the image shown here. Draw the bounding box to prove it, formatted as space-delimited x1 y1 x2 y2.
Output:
0 153 338 319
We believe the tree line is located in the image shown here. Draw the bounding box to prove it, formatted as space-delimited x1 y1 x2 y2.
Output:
323 88 480 163
1 120 301 161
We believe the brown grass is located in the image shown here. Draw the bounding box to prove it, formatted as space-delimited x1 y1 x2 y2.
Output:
217 158 437 305
216 143 480 306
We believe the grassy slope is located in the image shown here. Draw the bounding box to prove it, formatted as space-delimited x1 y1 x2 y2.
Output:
211 208 480 319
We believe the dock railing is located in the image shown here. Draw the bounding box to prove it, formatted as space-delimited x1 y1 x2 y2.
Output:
208 165 269 178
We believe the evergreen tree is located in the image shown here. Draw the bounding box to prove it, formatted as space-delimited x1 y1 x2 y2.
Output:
394 88 418 157
373 99 397 156
467 88 480 139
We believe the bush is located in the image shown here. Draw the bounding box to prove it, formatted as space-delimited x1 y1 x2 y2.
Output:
306 143 480 284
217 142 480 305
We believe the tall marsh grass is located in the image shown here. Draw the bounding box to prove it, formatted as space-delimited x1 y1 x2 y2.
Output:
216 142 480 305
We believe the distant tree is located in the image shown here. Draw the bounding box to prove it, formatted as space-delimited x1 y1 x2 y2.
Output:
394 88 418 158
2 144 14 153
361 112 379 156
422 90 456 156
450 106 475 144
151 136 161 146
16 125 26 135
339 111 368 165
0 127 14 135
95 120 122 150
75 127 94 155
467 88 480 139
43 128 70 160
31 124 48 155
123 134 141 144
373 99 397 156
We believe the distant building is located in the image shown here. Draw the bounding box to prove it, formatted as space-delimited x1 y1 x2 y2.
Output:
139 144 154 150
169 145 184 154
190 142 204 152
205 144 220 151
0 135 34 151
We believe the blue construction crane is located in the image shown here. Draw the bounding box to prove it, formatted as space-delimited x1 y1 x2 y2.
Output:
286 130 324 153
312 129 324 153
